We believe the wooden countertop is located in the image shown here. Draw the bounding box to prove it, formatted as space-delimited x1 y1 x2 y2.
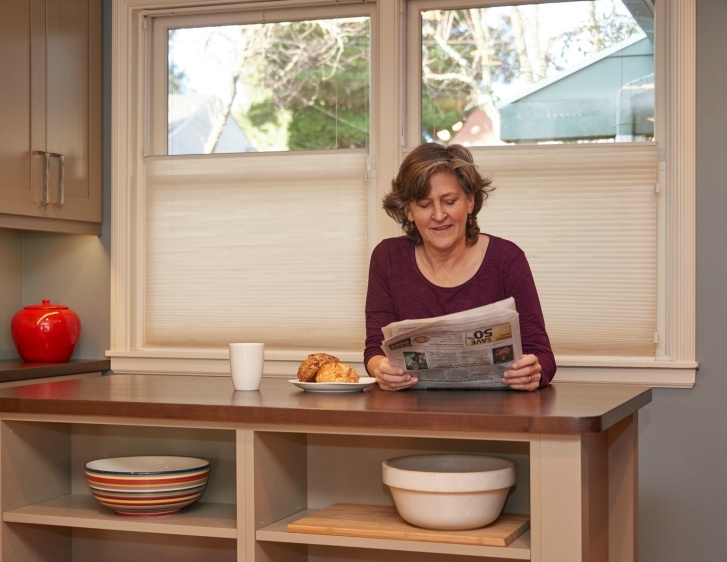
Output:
0 374 651 434
0 359 110 384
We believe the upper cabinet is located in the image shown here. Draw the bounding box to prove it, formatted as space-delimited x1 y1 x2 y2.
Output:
0 0 102 235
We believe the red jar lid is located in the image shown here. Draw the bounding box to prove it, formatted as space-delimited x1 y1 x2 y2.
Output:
22 299 70 310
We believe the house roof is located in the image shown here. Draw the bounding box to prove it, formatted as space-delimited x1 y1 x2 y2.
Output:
496 36 654 143
168 93 254 154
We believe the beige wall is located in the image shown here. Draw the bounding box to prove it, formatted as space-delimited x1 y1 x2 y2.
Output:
0 231 110 361
638 1 727 560
23 232 110 359
0 231 24 357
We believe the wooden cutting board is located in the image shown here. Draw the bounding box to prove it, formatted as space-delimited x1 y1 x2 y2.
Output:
287 503 529 547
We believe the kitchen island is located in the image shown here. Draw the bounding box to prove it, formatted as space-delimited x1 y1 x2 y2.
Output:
0 374 651 562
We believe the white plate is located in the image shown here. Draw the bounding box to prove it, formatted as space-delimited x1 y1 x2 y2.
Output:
288 377 377 393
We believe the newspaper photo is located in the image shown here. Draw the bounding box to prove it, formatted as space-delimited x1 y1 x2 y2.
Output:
381 297 522 389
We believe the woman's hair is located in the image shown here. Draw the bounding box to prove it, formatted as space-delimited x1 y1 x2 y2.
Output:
383 143 495 245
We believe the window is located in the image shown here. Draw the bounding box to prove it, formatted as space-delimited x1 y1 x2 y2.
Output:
110 0 696 387
416 1 654 145
406 0 680 381
403 0 696 385
163 17 371 154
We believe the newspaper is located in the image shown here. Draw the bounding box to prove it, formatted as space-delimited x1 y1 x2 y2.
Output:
381 297 521 389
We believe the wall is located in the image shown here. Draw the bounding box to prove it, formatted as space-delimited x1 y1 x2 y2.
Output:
0 228 110 363
20 231 110 359
0 231 23 356
638 0 727 560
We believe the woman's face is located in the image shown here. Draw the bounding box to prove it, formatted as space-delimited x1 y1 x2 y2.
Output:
406 170 474 252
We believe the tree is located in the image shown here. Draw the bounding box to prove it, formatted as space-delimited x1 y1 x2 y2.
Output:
169 18 369 152
243 18 370 150
168 59 187 94
420 3 642 144
168 2 643 152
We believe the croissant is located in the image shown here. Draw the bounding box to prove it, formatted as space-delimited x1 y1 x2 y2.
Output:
296 353 339 382
316 362 359 383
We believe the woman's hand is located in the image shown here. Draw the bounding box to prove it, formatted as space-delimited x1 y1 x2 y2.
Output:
367 356 419 391
503 354 542 391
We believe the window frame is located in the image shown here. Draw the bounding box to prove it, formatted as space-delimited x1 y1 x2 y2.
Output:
110 0 696 387
402 0 696 387
405 0 698 387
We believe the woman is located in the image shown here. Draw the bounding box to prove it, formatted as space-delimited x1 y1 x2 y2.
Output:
365 143 555 391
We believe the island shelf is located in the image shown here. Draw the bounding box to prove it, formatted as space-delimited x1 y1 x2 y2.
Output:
0 374 651 562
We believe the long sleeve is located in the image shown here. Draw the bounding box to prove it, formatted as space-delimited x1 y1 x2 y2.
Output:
364 235 556 386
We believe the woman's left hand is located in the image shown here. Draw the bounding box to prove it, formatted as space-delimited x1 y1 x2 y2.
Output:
503 354 542 391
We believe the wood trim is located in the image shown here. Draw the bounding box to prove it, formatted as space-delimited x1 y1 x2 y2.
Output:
661 0 697 363
0 214 101 235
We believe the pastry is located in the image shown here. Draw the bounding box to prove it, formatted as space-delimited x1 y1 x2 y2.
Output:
316 362 359 383
297 353 339 382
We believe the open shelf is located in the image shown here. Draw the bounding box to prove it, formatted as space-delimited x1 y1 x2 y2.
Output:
0 376 648 561
3 494 237 538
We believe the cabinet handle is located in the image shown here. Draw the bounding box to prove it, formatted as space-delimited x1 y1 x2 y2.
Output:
36 151 50 207
49 152 65 208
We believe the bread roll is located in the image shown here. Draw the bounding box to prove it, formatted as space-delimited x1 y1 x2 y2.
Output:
316 362 359 383
297 353 339 382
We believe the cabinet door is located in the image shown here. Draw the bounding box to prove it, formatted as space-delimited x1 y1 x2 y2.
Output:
0 1 45 218
44 0 102 224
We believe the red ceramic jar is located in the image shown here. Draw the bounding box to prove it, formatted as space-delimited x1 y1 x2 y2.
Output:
11 300 81 362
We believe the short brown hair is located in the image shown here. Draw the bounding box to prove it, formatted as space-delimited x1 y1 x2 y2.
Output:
383 143 495 245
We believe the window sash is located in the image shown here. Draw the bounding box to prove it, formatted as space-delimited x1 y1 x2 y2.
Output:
148 2 375 156
406 0 661 359
413 0 655 146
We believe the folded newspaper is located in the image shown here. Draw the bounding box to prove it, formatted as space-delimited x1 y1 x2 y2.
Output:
381 297 521 389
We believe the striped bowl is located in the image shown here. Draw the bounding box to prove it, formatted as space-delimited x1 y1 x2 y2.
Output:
85 456 210 516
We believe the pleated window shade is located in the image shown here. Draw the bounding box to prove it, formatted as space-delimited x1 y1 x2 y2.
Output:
143 143 658 359
143 150 369 351
472 142 658 357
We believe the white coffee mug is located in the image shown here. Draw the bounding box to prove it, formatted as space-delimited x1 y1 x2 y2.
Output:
229 343 265 391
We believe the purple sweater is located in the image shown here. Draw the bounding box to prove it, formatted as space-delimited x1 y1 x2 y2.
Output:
364 234 556 387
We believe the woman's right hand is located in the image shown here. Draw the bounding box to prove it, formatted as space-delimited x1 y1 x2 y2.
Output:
367 355 418 391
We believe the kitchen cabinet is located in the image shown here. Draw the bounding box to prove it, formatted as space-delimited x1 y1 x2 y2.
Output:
0 375 651 562
0 0 102 235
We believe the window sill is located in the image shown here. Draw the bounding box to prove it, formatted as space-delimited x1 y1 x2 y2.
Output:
554 365 696 388
107 349 697 388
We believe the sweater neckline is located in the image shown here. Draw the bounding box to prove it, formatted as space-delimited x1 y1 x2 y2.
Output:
409 233 493 290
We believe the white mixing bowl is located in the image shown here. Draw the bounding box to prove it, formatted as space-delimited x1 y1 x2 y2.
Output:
382 454 516 530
